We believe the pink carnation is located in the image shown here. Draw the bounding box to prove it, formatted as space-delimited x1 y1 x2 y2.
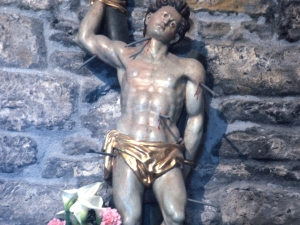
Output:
99 207 122 225
47 218 66 225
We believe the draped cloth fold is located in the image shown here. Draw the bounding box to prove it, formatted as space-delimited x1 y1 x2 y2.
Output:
102 130 185 187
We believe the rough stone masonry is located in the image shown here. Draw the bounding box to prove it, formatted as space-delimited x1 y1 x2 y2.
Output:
0 0 300 224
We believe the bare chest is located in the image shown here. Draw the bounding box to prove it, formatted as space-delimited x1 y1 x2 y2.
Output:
125 59 184 90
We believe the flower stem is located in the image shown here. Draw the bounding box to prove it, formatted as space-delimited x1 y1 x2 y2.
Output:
66 211 71 225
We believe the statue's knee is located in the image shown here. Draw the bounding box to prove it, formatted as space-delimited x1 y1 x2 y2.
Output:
173 212 185 224
122 213 142 225
166 211 185 224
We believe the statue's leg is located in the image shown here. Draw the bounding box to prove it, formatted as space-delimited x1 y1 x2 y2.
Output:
112 153 144 225
152 168 187 225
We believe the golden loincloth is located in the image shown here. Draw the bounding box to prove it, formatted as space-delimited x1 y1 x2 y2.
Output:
101 130 186 187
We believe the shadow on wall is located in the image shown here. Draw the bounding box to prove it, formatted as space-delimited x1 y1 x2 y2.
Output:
161 39 228 224
184 108 227 223
184 56 228 224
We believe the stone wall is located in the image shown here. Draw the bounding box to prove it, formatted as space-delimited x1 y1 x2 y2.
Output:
0 0 299 224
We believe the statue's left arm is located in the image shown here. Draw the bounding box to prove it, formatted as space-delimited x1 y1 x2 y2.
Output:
183 59 205 177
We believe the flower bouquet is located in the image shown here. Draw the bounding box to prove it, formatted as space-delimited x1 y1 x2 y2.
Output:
47 182 121 225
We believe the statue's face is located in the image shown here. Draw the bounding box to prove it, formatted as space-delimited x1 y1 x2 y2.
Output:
145 6 182 44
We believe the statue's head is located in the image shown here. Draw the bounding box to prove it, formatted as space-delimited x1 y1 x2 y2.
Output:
143 0 190 45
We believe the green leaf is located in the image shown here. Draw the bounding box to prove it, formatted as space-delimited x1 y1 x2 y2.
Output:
94 209 101 225
69 212 80 225
55 210 66 220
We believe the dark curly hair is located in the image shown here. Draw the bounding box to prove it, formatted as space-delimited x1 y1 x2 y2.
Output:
143 0 190 43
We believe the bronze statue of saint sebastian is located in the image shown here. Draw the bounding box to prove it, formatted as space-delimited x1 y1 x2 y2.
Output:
76 0 205 224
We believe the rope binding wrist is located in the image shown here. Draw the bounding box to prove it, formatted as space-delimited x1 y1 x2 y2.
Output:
184 159 196 168
90 0 127 14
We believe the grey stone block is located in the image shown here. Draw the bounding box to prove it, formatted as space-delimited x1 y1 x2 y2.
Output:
62 134 100 155
82 80 113 103
19 0 53 10
0 135 37 173
242 20 275 40
186 0 277 14
49 50 120 79
50 18 79 47
0 0 16 5
219 99 300 125
214 159 300 183
0 71 78 131
0 14 47 69
82 81 101 103
81 90 120 138
49 32 78 47
42 157 103 179
216 127 300 161
81 109 114 139
19 0 80 11
42 157 74 179
197 21 231 40
206 182 300 225
185 201 221 225
130 8 147 33
127 0 152 8
77 5 90 21
0 180 71 224
206 44 300 96
279 1 300 42
50 51 92 75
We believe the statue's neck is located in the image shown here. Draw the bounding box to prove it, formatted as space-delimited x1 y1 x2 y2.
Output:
144 37 169 59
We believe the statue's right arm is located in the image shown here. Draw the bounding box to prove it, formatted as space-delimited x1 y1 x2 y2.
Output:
75 1 125 69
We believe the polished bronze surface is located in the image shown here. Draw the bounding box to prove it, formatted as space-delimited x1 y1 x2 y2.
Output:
90 0 127 13
76 1 205 224
102 130 185 187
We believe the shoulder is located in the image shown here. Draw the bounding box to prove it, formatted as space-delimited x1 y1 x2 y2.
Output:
112 41 142 65
166 54 205 82
112 41 134 56
180 57 205 83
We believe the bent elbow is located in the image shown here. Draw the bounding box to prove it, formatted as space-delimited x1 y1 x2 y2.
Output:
75 31 96 54
75 29 92 47
75 32 85 46
75 33 80 45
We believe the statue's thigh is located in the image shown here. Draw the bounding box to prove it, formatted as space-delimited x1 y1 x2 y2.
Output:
112 154 144 217
153 167 187 216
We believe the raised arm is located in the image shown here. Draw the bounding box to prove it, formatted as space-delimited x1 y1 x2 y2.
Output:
184 59 205 177
75 1 125 69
